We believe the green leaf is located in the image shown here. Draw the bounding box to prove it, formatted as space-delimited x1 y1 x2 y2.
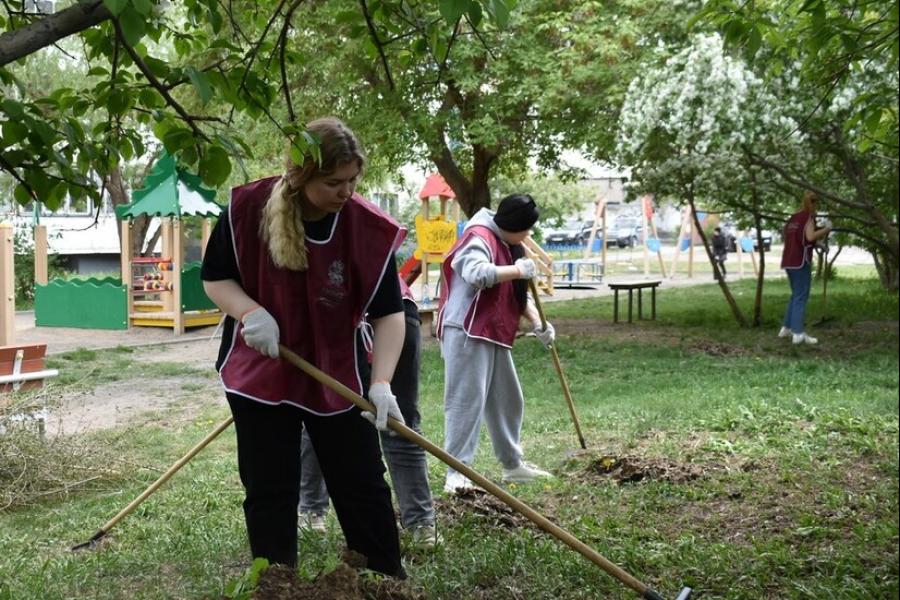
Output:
2 120 28 146
490 0 510 28
467 1 483 27
746 25 762 57
439 0 466 24
118 6 148 46
162 128 194 153
106 89 131 115
335 10 360 24
186 67 213 105
724 19 746 45
131 0 153 16
199 145 232 186
103 0 128 17
14 184 33 206
208 6 223 33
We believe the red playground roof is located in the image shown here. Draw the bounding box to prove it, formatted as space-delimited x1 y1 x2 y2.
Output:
418 173 456 199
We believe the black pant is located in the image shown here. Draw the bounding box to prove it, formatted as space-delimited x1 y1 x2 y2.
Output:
715 254 727 278
226 393 404 576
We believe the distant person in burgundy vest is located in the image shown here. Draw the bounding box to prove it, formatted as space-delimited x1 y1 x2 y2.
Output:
201 117 407 577
779 191 831 345
436 193 556 494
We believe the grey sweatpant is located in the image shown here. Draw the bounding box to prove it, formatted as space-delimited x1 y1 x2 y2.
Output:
441 325 524 475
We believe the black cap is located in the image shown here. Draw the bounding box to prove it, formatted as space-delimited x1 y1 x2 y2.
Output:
493 194 539 232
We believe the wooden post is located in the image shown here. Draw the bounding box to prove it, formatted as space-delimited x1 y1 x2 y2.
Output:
601 202 607 276
1 224 14 346
649 217 667 278
642 197 650 276
161 218 174 314
669 207 687 277
172 219 185 335
583 197 606 260
34 224 48 286
120 220 133 327
748 239 759 276
687 206 695 279
200 219 212 259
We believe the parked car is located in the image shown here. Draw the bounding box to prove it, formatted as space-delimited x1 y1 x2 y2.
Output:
544 220 599 245
722 224 774 252
609 216 644 248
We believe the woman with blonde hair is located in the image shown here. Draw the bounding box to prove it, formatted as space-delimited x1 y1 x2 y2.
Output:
202 117 407 576
779 190 831 345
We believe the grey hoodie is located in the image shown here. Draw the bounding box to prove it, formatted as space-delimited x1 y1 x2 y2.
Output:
441 208 506 330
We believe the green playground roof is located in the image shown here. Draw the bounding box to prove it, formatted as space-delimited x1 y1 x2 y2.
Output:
115 153 223 220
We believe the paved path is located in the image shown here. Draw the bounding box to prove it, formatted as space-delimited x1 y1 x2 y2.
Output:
11 244 875 355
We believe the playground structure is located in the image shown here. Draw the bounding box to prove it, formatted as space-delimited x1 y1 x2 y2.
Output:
33 154 222 334
398 174 553 332
552 194 667 286
667 206 759 279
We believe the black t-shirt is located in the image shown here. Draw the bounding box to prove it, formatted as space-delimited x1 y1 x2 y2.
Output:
201 209 403 372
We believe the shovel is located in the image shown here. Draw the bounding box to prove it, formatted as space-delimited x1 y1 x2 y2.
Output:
279 344 691 600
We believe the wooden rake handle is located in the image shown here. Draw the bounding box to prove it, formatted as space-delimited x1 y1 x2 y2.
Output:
277 344 679 598
528 279 587 449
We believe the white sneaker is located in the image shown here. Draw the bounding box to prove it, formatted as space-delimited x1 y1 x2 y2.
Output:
778 326 792 338
298 512 327 533
408 524 442 549
502 461 553 483
443 471 475 494
792 332 818 345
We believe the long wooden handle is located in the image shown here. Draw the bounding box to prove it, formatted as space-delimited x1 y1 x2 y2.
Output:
73 416 234 550
528 280 587 449
277 344 656 597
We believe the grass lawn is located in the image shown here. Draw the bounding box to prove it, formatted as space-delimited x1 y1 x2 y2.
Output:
1 275 897 599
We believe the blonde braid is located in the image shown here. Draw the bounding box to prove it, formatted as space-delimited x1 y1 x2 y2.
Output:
261 175 309 271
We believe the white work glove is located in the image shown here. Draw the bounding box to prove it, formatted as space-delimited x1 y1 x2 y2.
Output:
362 381 406 432
240 306 280 358
515 258 536 280
533 322 556 348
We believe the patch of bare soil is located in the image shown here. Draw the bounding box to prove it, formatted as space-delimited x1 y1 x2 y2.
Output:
45 340 223 435
251 554 424 600
433 488 532 529
583 454 732 485
685 340 746 357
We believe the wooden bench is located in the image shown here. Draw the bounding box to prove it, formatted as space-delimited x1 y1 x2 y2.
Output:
0 344 59 398
607 280 662 323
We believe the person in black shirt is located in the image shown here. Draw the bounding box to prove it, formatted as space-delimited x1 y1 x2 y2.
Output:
201 117 406 577
711 226 728 280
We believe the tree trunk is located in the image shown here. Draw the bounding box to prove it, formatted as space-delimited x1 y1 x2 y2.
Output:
872 249 900 291
751 210 766 327
107 164 157 257
687 191 749 328
432 143 495 218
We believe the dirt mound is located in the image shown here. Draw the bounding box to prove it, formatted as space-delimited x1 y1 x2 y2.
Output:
585 454 712 484
251 557 424 600
434 488 531 529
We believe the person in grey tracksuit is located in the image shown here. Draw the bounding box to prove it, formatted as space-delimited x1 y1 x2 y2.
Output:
436 194 556 493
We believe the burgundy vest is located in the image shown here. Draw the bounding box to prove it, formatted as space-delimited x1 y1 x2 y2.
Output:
219 176 404 414
436 225 521 348
781 210 812 269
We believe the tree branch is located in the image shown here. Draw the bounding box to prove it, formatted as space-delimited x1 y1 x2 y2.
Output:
359 0 394 90
113 20 209 143
0 0 110 66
